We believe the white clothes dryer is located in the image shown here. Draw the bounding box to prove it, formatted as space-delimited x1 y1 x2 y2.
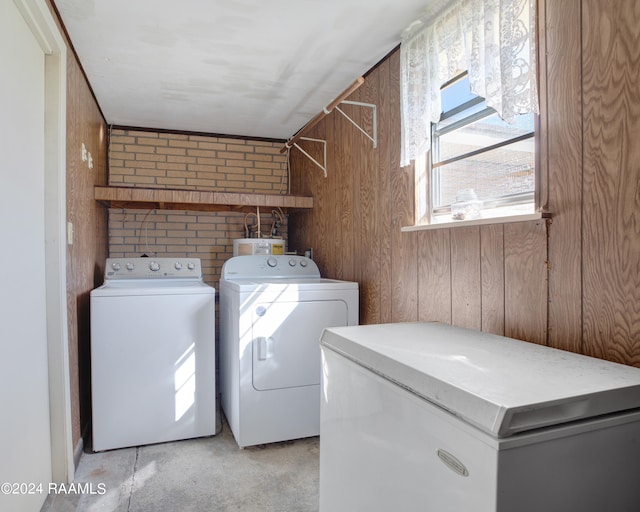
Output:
90 257 216 451
219 255 358 447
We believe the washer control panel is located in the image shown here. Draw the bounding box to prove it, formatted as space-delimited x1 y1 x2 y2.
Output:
105 257 202 280
222 255 320 279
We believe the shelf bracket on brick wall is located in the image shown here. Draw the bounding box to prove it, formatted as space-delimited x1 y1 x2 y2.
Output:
334 100 377 148
287 137 327 177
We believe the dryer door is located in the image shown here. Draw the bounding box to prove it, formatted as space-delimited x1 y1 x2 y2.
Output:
252 300 348 391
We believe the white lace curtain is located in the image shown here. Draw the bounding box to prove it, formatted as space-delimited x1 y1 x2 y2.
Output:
399 0 538 167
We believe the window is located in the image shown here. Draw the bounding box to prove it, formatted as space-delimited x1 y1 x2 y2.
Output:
398 0 540 229
429 72 535 223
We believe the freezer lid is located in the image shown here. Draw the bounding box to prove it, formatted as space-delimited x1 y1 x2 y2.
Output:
320 322 640 438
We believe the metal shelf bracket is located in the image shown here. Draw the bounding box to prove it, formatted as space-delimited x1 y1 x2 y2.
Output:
334 100 377 148
287 137 327 177
281 78 377 177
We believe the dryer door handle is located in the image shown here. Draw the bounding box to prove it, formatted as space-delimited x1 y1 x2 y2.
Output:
257 337 273 360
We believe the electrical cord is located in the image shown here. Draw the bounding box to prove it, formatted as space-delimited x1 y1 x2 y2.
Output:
137 208 156 256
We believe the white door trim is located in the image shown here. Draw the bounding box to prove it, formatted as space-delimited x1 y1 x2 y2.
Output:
13 0 73 483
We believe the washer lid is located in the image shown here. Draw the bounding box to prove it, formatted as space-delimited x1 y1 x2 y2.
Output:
91 280 215 297
320 322 640 438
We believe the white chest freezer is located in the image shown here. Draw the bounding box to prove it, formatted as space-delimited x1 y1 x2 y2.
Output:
319 322 640 512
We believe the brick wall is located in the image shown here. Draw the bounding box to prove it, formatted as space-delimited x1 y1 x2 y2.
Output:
107 128 289 287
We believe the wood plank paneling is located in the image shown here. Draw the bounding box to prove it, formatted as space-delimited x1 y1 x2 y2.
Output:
417 229 451 324
65 52 108 446
328 96 342 278
451 227 482 330
336 92 354 281
389 50 418 322
288 122 327 273
314 119 331 275
287 0 640 367
377 59 394 324
504 220 548 345
357 71 382 324
582 0 640 365
480 224 505 335
289 48 548 344
544 0 583 353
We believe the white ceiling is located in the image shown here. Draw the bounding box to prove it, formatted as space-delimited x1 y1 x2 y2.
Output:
54 0 448 140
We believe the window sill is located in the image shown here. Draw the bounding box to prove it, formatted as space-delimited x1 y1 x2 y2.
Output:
401 211 550 232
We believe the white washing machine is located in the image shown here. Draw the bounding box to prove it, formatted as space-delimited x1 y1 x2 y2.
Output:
219 255 358 447
90 257 216 451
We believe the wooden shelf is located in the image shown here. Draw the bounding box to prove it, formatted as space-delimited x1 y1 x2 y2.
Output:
95 186 313 213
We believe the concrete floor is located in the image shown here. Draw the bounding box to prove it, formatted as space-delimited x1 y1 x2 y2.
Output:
41 417 319 512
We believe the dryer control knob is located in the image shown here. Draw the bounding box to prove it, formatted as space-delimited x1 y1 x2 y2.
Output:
149 261 160 272
126 262 135 271
111 262 121 271
288 259 297 267
175 262 183 270
266 257 277 268
187 262 196 270
300 259 308 267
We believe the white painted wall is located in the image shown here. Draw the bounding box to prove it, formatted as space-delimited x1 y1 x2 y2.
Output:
0 1 54 510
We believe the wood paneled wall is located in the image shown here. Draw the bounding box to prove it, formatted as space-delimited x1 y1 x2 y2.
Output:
288 52 549 343
288 0 640 367
65 52 108 447
544 0 583 355
581 0 640 365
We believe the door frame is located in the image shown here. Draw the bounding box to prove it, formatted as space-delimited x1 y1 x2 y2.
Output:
13 0 73 482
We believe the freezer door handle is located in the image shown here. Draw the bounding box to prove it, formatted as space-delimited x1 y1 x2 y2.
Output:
437 449 469 477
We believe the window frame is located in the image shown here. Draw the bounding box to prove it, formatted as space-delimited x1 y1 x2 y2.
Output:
427 72 537 223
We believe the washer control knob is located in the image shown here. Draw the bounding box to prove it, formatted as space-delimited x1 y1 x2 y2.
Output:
288 259 297 267
175 262 183 270
149 261 160 272
111 262 121 271
126 262 135 271
187 262 196 270
300 259 308 267
266 257 277 268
